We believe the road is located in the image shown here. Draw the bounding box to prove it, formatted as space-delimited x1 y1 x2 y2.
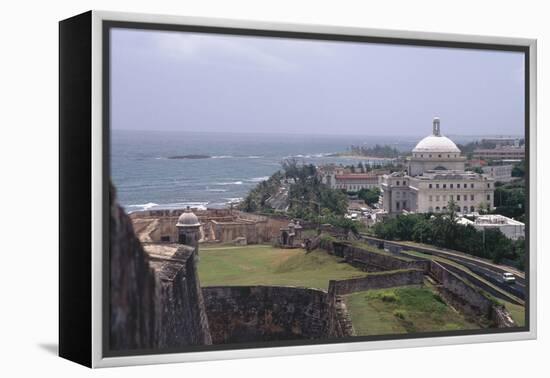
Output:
359 234 526 301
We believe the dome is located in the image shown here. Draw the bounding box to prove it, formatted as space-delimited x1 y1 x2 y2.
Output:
412 135 460 154
176 208 200 227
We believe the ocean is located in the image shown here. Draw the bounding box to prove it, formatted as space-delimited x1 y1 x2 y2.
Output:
110 130 475 212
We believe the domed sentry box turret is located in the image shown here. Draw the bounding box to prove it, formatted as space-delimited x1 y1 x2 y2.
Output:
176 206 201 249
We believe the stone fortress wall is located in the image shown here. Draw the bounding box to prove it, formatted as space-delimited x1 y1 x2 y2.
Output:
329 241 430 272
202 286 348 344
429 261 515 327
110 192 211 351
320 238 518 328
328 269 424 296
130 208 288 245
112 200 354 348
112 193 518 350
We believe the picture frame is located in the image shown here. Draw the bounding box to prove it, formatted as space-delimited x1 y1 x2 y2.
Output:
59 10 537 368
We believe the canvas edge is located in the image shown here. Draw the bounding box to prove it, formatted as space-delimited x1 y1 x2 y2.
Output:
89 9 538 368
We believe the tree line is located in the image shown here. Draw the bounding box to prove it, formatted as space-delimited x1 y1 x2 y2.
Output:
241 159 363 233
372 205 525 269
349 144 400 158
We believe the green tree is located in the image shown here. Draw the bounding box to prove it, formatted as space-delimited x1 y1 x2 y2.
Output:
358 187 381 207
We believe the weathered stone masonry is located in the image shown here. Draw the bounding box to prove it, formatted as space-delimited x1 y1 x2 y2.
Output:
202 286 353 344
110 190 211 351
331 241 429 272
328 269 424 296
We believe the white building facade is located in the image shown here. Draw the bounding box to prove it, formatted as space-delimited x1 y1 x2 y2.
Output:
458 215 525 240
380 118 494 214
481 164 514 183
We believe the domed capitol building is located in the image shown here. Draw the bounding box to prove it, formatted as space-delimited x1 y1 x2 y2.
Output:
380 118 495 214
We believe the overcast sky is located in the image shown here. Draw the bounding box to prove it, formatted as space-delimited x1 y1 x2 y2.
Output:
110 28 525 137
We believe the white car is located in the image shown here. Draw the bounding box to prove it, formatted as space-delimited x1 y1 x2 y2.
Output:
502 272 516 284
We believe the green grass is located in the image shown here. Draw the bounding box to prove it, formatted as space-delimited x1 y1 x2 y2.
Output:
502 301 526 326
198 244 366 290
344 286 479 336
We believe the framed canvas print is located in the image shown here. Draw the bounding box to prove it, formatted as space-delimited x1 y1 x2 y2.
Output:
59 10 537 368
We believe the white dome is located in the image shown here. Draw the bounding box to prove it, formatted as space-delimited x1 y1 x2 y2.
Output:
176 209 200 227
412 135 460 154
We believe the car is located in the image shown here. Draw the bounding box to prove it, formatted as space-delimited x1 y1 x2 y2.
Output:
502 272 516 284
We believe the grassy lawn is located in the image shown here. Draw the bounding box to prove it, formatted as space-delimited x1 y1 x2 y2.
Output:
344 285 479 336
502 301 526 327
198 244 366 290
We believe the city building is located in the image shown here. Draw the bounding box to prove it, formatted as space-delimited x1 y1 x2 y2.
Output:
481 164 514 183
481 137 521 148
379 118 494 214
320 165 380 191
457 214 525 240
473 146 525 161
330 174 379 191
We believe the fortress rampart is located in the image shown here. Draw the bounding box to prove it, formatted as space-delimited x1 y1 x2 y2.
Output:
129 208 287 244
110 194 211 351
202 285 353 344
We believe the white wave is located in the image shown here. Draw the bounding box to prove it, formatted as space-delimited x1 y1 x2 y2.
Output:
211 155 233 159
247 155 262 159
126 201 209 212
127 202 159 211
284 152 334 159
217 181 243 185
225 197 243 203
246 176 269 183
206 188 228 192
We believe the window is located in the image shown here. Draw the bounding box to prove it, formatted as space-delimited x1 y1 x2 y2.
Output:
161 236 170 242
438 154 442 158
396 181 400 186
396 202 400 210
450 184 453 189
463 206 468 213
435 206 440 212
487 183 491 188
421 154 424 158
457 183 461 188
471 183 474 188
470 206 475 212
403 200 407 209
443 184 446 189
429 195 433 201
429 206 433 212
429 184 432 189
436 184 440 189
450 195 453 201
471 195 474 201
442 206 447 211
457 195 461 201
487 194 491 201
443 195 447 202
436 195 440 201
